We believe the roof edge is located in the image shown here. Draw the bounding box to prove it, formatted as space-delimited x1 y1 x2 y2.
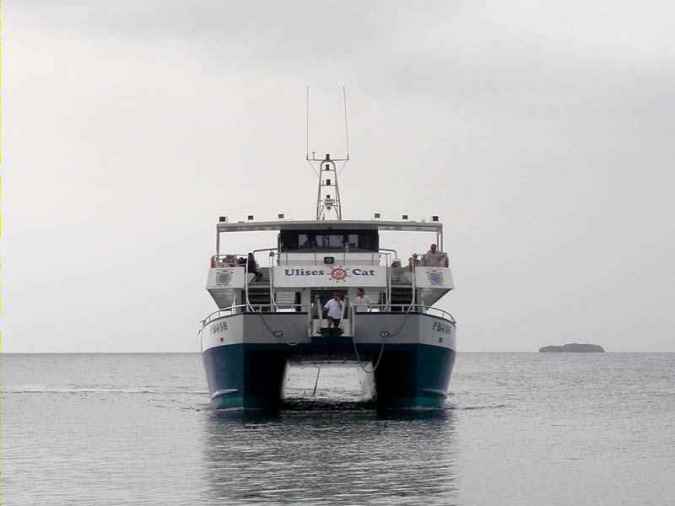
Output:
216 219 443 233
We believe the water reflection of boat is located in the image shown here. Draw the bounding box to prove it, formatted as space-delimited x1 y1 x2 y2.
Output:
202 409 458 503
199 150 457 412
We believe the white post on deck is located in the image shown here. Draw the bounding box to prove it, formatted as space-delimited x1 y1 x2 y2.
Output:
410 261 417 310
244 256 251 310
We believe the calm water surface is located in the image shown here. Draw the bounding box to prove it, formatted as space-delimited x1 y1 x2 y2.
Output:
2 353 674 505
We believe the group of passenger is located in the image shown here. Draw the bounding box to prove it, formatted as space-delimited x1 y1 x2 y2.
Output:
407 243 449 270
322 288 371 331
221 252 262 281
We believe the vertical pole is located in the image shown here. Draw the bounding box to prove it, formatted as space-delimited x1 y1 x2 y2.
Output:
245 256 250 311
306 86 310 160
316 169 322 220
312 367 321 396
333 159 343 220
387 254 392 311
342 86 350 159
411 262 416 310
307 291 313 337
269 262 274 311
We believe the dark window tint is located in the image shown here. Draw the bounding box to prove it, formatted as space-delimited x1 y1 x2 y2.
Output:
279 229 378 252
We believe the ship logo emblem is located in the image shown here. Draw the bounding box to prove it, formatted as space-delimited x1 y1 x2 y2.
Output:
427 269 444 286
329 266 348 282
216 270 233 286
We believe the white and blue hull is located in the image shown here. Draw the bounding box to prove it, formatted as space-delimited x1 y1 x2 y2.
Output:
201 311 456 412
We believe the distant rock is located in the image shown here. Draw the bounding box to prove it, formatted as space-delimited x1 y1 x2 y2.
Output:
539 343 605 353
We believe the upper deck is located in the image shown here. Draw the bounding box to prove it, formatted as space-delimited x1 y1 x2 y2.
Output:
217 219 442 233
215 218 445 257
208 215 453 316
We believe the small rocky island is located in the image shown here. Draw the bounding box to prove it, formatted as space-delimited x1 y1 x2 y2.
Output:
539 343 605 353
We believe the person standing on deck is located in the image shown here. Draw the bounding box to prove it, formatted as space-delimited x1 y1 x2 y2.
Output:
422 244 448 267
247 252 262 281
352 288 371 313
324 292 343 329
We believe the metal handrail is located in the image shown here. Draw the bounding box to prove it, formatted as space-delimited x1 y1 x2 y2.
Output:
200 303 310 329
378 249 396 310
199 302 454 351
379 248 398 264
410 251 451 268
252 248 278 311
210 253 250 267
411 262 416 307
353 304 456 324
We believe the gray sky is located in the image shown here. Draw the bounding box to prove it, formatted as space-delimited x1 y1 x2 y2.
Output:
4 0 675 352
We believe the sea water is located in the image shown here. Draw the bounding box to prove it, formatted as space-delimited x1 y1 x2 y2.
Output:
2 353 674 505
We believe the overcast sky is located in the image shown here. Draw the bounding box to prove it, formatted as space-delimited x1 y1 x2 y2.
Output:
3 0 675 352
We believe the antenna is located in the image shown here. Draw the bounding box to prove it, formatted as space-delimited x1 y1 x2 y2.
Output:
342 86 350 159
305 86 350 220
305 86 310 161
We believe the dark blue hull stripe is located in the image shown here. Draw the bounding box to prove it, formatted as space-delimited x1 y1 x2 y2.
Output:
203 342 455 412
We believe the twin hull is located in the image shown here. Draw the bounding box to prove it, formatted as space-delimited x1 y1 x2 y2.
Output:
201 312 456 411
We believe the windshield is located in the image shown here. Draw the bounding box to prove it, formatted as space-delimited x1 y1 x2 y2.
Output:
280 229 379 252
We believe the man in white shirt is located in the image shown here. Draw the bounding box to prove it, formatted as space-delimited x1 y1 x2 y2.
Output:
352 288 371 313
323 292 344 330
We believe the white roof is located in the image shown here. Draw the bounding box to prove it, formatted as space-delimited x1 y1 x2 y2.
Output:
217 219 443 233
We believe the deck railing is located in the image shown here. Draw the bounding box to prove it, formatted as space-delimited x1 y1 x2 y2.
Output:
351 304 456 324
208 248 452 329
200 303 309 327
200 302 455 331
199 301 454 349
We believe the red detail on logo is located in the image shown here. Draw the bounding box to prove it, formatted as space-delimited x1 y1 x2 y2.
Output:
329 266 348 282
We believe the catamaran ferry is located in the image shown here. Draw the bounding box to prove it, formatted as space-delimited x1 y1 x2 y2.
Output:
199 153 456 412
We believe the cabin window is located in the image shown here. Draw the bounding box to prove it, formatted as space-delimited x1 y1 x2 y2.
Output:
279 229 378 252
298 234 311 249
328 234 343 248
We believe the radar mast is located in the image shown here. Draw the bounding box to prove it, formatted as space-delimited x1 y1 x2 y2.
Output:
306 86 350 221
313 153 344 220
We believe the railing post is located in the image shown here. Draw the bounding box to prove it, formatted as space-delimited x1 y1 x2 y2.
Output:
307 302 313 337
269 264 275 311
386 254 392 311
410 261 416 310
245 257 251 311
314 298 322 336
339 296 347 333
